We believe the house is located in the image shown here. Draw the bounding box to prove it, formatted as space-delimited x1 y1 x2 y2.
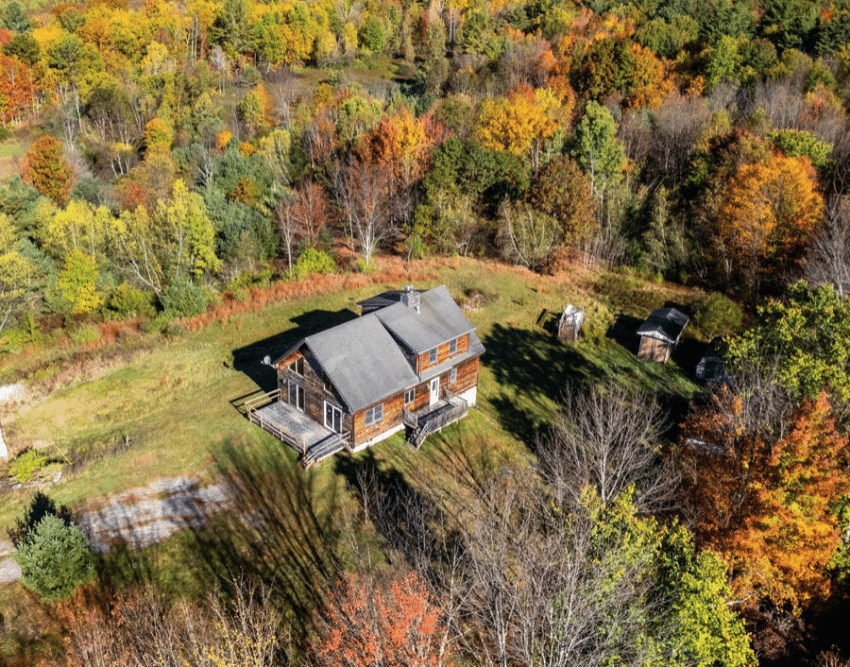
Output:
636 307 689 363
245 285 484 467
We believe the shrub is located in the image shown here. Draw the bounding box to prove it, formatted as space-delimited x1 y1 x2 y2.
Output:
159 276 207 318
68 325 101 344
9 449 47 483
293 248 336 280
14 515 95 601
107 283 157 319
694 293 743 339
141 315 171 334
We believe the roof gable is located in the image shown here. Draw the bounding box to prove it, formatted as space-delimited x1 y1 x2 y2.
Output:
276 314 419 413
372 285 475 354
636 307 689 344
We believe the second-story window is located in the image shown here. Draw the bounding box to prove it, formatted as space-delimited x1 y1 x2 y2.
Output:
449 338 458 355
429 348 437 364
291 357 304 376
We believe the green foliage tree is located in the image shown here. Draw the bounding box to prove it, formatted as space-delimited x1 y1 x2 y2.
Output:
159 275 207 318
358 15 386 53
727 281 850 402
767 129 833 176
2 33 41 66
569 101 625 202
14 515 95 601
8 492 72 549
2 2 32 33
694 292 743 338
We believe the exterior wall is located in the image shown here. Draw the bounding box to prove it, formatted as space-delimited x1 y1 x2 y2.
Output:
416 333 470 374
448 356 479 396
637 336 671 363
352 391 405 447
276 349 347 433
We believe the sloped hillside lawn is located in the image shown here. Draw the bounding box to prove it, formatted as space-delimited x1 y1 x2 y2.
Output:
0 257 705 599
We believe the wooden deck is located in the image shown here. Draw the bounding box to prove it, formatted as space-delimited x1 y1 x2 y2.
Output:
246 392 349 467
403 393 468 448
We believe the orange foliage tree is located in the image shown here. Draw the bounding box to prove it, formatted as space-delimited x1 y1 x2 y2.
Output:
680 389 850 612
716 152 823 297
0 53 34 124
310 571 455 667
22 135 74 206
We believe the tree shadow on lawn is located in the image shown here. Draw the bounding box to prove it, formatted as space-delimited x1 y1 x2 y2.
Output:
162 440 345 634
231 309 360 393
481 323 605 446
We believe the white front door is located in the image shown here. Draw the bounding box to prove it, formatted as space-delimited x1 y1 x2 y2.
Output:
429 377 440 405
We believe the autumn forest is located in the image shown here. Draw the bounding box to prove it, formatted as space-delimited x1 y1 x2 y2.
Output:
4 0 850 665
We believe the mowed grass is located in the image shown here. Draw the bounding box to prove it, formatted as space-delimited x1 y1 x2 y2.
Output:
0 258 705 572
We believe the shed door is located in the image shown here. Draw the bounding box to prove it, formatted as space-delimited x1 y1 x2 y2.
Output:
429 377 440 406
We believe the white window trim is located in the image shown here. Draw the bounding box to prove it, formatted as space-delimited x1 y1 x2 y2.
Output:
404 388 415 405
449 338 458 355
364 404 383 427
428 348 437 364
291 357 304 376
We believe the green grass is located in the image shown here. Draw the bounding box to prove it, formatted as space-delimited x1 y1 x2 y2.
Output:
0 259 704 589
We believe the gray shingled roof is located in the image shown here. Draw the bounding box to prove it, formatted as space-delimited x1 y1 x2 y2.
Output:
373 285 476 354
276 314 419 413
636 307 690 344
356 289 420 311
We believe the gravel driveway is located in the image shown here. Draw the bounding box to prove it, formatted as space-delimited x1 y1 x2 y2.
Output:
0 476 233 583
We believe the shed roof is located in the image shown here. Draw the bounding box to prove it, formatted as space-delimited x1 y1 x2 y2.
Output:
275 314 419 413
373 285 476 354
636 307 690 344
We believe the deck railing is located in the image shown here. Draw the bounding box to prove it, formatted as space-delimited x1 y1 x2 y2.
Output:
244 389 312 454
405 388 469 448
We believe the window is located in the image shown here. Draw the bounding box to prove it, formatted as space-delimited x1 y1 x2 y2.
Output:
450 367 457 383
449 338 457 355
324 375 334 393
404 388 415 405
364 404 383 426
288 381 304 411
290 357 304 376
428 348 437 364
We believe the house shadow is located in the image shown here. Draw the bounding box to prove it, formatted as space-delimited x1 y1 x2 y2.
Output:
231 309 360 393
607 314 644 356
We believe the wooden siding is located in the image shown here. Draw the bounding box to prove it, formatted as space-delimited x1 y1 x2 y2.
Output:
637 336 672 363
416 333 470 374
277 350 348 435
450 356 479 394
353 392 404 447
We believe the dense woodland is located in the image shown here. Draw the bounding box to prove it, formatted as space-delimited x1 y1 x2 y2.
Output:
6 0 850 665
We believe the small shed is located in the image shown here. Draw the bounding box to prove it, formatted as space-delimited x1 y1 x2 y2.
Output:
636 307 689 363
557 305 584 341
695 338 730 384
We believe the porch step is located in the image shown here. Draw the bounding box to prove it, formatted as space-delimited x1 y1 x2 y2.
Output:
302 433 348 468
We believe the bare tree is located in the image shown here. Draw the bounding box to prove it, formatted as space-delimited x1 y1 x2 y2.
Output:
536 382 679 515
276 193 301 275
806 194 850 297
648 92 709 188
334 158 389 267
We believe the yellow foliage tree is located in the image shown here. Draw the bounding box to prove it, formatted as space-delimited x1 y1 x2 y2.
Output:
475 85 561 165
717 152 823 297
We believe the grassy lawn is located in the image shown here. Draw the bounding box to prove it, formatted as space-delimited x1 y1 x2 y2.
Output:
0 258 705 606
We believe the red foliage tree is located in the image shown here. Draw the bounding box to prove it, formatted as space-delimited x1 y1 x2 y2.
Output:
310 571 455 667
0 54 34 125
22 135 74 206
680 389 850 612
